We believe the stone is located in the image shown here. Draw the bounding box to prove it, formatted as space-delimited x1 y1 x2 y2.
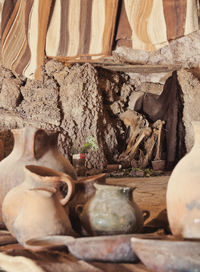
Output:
114 30 200 67
17 76 60 126
0 79 22 110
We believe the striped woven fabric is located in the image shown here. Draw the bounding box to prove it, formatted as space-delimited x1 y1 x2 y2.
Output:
1 0 197 79
0 0 5 26
1 0 52 80
1 0 118 79
46 0 118 61
116 0 199 51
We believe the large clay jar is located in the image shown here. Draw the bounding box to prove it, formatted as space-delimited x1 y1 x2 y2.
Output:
0 126 77 223
2 165 76 245
77 183 147 236
167 121 200 238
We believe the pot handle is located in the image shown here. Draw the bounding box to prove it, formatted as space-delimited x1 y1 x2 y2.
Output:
142 210 150 221
75 204 84 215
59 175 75 206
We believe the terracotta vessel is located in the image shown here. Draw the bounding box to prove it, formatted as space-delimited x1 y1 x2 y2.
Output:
2 165 76 245
131 236 200 272
68 173 106 234
77 183 149 236
25 233 138 262
0 126 77 223
167 121 200 238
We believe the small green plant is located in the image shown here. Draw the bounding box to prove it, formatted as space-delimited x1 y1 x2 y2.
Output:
131 167 153 177
144 168 153 177
81 136 99 153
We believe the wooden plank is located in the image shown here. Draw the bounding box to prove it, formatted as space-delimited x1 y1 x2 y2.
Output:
97 64 182 73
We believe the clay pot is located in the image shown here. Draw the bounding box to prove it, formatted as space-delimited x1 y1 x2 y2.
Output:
167 121 200 238
77 183 149 236
2 165 76 245
0 126 77 223
131 236 200 272
68 173 106 234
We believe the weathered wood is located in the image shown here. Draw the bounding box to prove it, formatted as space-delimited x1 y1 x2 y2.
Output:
0 249 150 272
98 64 182 73
0 230 17 245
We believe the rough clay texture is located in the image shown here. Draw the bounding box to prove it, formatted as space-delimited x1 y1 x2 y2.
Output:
45 61 132 170
177 69 200 152
0 61 131 171
0 66 22 110
17 75 60 127
51 63 125 171
0 58 199 170
59 63 108 170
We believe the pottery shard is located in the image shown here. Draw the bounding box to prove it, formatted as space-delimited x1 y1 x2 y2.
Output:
17 76 61 126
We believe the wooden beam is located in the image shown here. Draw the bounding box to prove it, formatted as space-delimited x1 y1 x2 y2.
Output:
95 64 182 73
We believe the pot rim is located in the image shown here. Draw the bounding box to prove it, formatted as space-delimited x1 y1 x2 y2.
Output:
94 183 136 191
24 164 65 182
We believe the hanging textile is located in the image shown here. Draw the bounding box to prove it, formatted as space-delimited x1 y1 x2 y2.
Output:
116 0 199 51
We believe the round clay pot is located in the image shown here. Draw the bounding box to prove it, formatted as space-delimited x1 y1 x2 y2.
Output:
77 183 148 236
2 165 76 245
0 126 77 223
167 121 200 238
68 173 106 234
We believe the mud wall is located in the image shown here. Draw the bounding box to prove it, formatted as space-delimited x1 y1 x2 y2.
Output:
0 61 130 172
0 59 199 172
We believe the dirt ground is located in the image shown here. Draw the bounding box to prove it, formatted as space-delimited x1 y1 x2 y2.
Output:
106 174 170 227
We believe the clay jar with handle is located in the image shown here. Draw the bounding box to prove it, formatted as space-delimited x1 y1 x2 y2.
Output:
0 126 77 224
167 121 200 238
76 183 149 236
68 173 106 234
2 165 76 245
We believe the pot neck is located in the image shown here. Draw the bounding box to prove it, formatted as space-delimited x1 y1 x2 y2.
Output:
11 127 38 160
94 184 135 197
